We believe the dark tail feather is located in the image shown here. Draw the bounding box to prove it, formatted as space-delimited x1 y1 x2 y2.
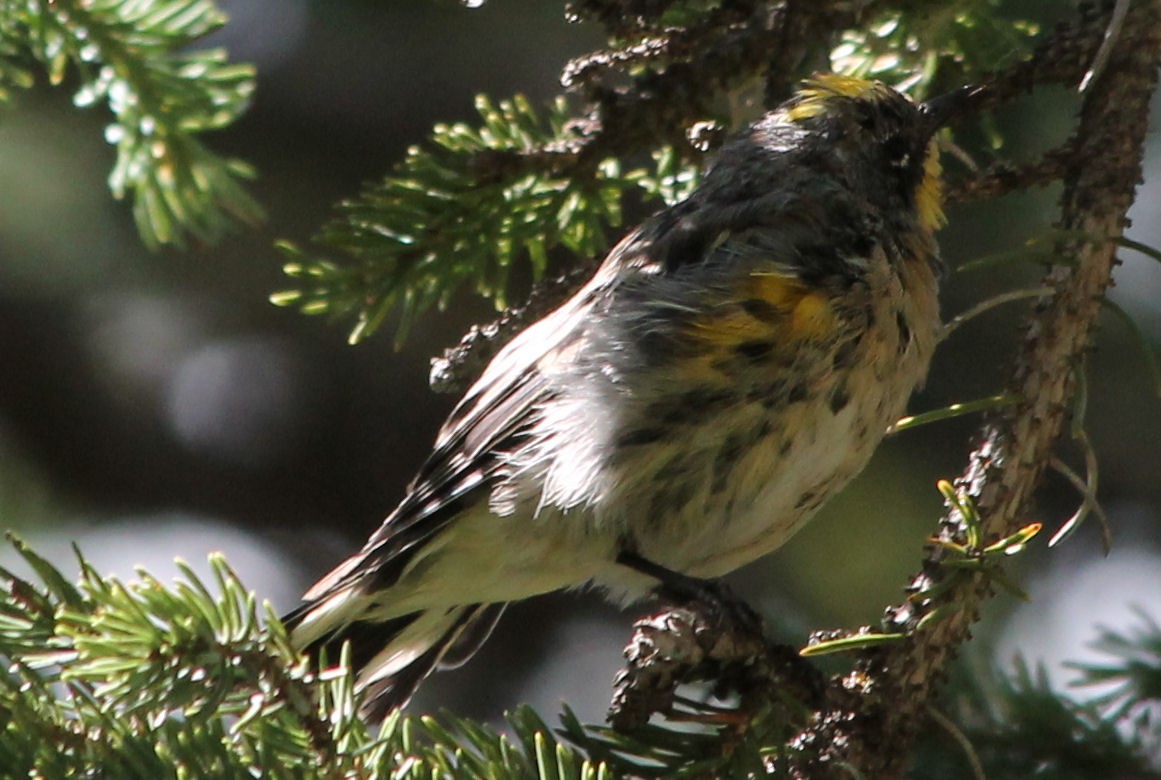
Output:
283 600 508 719
358 622 444 720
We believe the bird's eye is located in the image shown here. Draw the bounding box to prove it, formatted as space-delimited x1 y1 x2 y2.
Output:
884 135 911 168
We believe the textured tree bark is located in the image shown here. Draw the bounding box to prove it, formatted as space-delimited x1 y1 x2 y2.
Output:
799 1 1161 776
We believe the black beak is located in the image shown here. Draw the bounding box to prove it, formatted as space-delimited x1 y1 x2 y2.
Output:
920 84 984 134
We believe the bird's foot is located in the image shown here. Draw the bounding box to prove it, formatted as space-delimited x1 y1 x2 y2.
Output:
610 551 821 732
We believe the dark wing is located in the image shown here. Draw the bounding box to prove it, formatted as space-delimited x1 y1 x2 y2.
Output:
302 286 603 600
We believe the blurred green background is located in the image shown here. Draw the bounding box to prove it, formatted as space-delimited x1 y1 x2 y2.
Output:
1 0 1160 726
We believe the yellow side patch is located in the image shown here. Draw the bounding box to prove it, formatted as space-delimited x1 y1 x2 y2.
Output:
743 272 809 308
746 274 835 342
689 271 835 349
791 290 834 340
670 349 735 383
689 310 771 346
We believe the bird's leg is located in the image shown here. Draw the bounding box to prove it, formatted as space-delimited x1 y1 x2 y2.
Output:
615 550 765 638
610 550 824 732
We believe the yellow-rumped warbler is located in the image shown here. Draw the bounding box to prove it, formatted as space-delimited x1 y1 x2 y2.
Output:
286 75 970 717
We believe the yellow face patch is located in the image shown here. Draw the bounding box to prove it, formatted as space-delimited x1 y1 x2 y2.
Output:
785 76 947 235
916 139 947 233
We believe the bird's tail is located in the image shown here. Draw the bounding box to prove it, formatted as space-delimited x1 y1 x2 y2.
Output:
283 596 506 719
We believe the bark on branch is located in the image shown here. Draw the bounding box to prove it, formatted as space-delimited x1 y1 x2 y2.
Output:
796 1 1161 775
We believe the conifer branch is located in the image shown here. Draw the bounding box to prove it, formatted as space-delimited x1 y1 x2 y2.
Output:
0 535 611 779
792 1 1161 775
275 0 1041 347
0 0 261 247
7 2 1161 777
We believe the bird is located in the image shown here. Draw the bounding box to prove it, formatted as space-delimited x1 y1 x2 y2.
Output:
284 74 970 718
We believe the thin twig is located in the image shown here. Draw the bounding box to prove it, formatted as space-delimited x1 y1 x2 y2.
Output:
927 705 987 780
1048 431 1112 553
1079 0 1131 92
940 287 1057 342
